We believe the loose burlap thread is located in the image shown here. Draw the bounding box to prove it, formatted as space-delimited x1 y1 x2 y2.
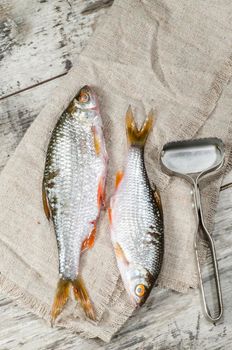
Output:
1 0 232 342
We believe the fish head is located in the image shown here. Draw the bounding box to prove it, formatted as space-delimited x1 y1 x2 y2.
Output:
121 263 154 307
74 85 99 111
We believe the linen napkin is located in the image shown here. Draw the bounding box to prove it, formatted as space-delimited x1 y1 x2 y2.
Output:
1 0 232 342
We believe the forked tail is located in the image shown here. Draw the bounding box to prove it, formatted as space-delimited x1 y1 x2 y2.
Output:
126 105 154 147
51 277 96 324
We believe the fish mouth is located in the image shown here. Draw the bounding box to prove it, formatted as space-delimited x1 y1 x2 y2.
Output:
74 102 98 111
77 106 98 112
130 296 139 308
130 295 148 308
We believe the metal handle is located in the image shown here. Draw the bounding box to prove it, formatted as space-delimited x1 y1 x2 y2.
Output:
193 184 223 322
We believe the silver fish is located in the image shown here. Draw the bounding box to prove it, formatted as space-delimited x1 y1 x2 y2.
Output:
108 106 164 307
43 85 108 322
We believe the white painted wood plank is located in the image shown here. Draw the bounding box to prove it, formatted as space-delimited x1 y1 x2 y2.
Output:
0 0 112 171
0 79 58 171
0 0 112 97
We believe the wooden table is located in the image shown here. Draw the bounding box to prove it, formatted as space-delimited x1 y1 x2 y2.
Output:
0 1 232 349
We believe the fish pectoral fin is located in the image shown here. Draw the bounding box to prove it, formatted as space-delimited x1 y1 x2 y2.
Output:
81 224 97 252
115 171 124 189
114 242 129 265
72 277 96 321
42 182 52 220
92 126 101 156
97 176 106 209
50 279 70 325
154 188 163 218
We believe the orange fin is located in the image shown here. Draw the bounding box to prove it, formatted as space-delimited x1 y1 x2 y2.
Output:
97 176 106 209
92 126 101 155
50 279 70 325
72 277 96 321
114 242 129 265
126 105 154 147
154 187 163 219
115 171 124 189
81 224 97 252
108 207 112 225
42 182 52 220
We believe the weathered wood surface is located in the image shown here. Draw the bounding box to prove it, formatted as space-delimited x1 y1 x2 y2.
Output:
0 1 232 349
0 0 112 171
0 0 113 98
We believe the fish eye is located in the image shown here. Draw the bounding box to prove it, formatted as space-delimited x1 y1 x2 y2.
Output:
135 284 146 297
78 92 89 103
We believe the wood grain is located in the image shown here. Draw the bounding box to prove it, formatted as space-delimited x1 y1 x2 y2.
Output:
0 0 110 171
1 0 232 349
0 79 60 171
0 0 108 98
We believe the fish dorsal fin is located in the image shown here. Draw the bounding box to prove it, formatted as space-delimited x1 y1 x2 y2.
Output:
126 106 154 147
154 188 163 219
42 182 52 220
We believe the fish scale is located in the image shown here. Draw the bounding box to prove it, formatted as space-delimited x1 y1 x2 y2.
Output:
109 106 164 307
43 86 107 322
115 148 162 276
45 112 104 279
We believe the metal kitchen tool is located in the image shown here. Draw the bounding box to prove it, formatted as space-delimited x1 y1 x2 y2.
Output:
160 138 224 322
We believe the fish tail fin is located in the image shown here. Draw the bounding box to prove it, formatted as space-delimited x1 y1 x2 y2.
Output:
126 105 154 147
50 279 70 325
72 276 96 321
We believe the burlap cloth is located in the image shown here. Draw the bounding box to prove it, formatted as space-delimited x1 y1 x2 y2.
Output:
1 0 232 342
